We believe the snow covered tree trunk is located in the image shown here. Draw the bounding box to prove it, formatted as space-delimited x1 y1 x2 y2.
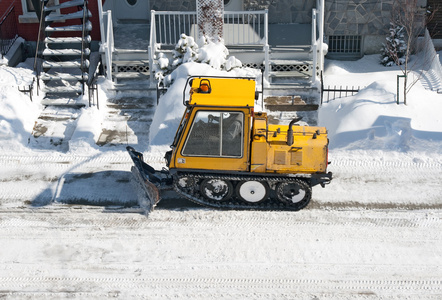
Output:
197 0 224 43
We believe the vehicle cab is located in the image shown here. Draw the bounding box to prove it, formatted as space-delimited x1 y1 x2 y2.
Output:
167 77 256 173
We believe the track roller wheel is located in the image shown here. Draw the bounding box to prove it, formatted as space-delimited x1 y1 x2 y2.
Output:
200 178 233 201
177 176 195 190
276 180 312 210
236 180 269 203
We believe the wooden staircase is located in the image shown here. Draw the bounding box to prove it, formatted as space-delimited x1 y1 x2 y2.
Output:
37 0 92 107
268 46 313 86
110 21 152 93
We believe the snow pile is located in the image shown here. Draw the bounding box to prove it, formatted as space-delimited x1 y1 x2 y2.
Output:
67 77 111 154
320 54 442 155
0 62 42 152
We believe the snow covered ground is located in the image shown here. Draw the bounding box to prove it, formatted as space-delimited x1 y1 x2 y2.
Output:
0 51 441 299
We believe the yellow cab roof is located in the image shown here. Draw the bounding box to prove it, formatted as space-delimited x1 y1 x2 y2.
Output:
188 77 255 107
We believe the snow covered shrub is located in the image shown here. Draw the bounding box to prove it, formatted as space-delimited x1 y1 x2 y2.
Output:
153 34 199 85
172 34 199 66
154 34 243 86
380 23 407 67
153 53 170 82
197 36 230 70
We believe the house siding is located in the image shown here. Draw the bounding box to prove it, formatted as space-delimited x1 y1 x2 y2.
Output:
324 0 392 36
151 0 196 12
1 0 101 42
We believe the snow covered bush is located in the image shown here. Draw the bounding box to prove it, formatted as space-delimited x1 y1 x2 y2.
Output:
380 23 407 67
172 34 199 66
154 34 243 86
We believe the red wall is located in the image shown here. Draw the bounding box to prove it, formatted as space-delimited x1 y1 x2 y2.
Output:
1 0 103 42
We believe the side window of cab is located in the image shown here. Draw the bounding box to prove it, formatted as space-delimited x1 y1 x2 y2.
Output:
182 111 243 157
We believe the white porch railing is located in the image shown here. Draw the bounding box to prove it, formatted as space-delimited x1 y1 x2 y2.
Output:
98 0 114 81
150 10 268 46
149 10 269 84
312 0 325 85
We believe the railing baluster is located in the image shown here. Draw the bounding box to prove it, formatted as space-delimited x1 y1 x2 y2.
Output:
168 14 171 44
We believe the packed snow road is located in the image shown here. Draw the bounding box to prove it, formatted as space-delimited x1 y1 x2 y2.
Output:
0 153 441 299
0 207 441 299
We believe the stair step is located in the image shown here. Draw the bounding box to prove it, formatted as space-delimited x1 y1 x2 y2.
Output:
41 98 86 107
43 48 90 56
44 36 91 44
112 60 149 66
42 60 89 69
45 21 92 32
44 0 85 11
270 46 311 52
265 104 319 112
45 10 91 22
40 73 89 81
109 84 153 92
269 71 311 77
114 49 149 55
43 86 83 94
113 72 150 80
270 59 312 65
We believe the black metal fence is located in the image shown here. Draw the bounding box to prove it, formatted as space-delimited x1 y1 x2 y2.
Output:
320 71 364 103
0 3 18 59
321 85 363 103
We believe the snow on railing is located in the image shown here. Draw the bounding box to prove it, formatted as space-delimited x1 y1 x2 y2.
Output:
417 29 442 93
98 0 114 81
149 10 270 85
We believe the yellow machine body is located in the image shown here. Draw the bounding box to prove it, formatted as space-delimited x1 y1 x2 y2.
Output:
168 77 329 176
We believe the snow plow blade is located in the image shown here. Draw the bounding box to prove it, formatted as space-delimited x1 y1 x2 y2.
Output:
126 146 172 215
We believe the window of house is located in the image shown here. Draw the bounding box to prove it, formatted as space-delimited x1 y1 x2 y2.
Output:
328 35 362 54
19 0 58 23
182 111 244 157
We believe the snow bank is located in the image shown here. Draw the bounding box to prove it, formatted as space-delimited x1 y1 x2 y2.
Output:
0 37 24 66
320 54 442 154
0 62 42 152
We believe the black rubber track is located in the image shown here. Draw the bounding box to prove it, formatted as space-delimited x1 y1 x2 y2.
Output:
173 172 313 211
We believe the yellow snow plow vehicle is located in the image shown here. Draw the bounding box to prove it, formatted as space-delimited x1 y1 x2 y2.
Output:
127 76 332 213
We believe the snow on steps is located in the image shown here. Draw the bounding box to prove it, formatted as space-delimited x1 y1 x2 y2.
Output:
40 97 86 107
42 48 91 56
40 73 89 82
29 107 81 152
44 36 91 44
45 10 91 22
44 0 85 11
45 22 92 32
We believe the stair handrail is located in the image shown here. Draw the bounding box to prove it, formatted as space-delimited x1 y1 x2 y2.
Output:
263 9 269 86
97 0 113 81
315 0 325 83
312 8 317 84
80 0 89 95
105 11 114 81
33 0 46 91
0 2 19 59
149 10 156 86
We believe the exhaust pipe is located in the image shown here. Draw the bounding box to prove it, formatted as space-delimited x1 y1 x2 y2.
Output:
286 117 302 146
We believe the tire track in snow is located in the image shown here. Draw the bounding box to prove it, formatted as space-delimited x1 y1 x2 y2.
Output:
0 208 440 232
0 276 441 296
1 209 441 298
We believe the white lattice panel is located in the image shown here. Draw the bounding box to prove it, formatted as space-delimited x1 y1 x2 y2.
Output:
197 0 224 42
